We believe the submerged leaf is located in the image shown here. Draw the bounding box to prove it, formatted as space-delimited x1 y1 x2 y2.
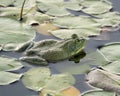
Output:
0 71 22 85
0 17 35 45
80 0 112 15
81 90 114 96
37 0 82 16
22 67 51 91
53 61 89 75
0 56 23 71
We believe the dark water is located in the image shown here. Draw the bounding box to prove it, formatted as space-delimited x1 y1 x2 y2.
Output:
0 0 120 96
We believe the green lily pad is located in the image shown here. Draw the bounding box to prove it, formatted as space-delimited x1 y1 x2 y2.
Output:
22 67 51 91
81 90 114 96
0 56 23 71
22 67 75 92
80 0 112 15
45 73 75 92
0 71 22 85
0 0 14 6
0 0 36 7
37 0 82 16
0 17 35 45
95 12 120 26
98 42 120 62
51 28 100 39
53 16 99 29
103 60 120 74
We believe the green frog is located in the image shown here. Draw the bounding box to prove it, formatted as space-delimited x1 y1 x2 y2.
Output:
16 34 86 65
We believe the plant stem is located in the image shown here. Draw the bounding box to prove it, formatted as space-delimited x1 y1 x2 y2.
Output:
19 0 27 21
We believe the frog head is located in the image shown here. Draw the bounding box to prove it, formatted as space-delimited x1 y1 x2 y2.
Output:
66 34 86 56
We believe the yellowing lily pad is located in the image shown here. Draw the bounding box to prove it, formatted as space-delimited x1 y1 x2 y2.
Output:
0 17 35 45
0 71 22 85
37 0 82 16
61 86 80 96
80 0 112 15
33 21 59 35
0 56 23 71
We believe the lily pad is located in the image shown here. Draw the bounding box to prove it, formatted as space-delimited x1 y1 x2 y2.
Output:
81 90 114 96
37 0 82 16
51 28 100 39
0 56 23 71
0 71 22 85
0 17 35 45
80 0 112 15
22 67 75 92
98 42 120 62
86 68 120 94
22 67 51 91
0 0 36 7
103 60 120 74
53 16 99 29
95 12 120 26
45 73 75 91
33 21 59 36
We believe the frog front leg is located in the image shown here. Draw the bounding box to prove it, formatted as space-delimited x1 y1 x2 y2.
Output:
15 41 34 52
19 56 48 65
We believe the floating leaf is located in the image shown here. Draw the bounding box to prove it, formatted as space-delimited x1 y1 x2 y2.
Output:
81 90 114 96
79 0 112 15
22 67 51 91
98 42 120 62
0 71 22 85
45 73 75 91
0 0 14 6
53 16 99 29
37 0 82 16
61 86 80 96
95 12 120 26
0 0 36 7
0 17 35 45
33 21 59 35
86 68 120 94
22 67 75 92
103 60 120 74
0 56 23 71
51 28 100 39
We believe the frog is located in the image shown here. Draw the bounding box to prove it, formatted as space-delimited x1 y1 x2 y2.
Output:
15 34 86 65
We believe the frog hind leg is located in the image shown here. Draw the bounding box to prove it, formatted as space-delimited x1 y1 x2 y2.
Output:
19 56 48 65
15 41 34 52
